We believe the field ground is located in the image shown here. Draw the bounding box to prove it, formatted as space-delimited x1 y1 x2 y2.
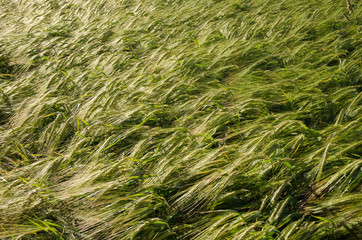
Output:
0 0 361 239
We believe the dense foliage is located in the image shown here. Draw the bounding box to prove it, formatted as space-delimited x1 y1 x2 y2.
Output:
0 0 361 239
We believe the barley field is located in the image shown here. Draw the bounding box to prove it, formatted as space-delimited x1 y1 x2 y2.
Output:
0 0 361 239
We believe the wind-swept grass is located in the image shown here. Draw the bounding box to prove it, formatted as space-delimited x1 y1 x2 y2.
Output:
0 0 361 239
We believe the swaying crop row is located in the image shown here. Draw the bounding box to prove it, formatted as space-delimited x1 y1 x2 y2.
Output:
0 0 361 239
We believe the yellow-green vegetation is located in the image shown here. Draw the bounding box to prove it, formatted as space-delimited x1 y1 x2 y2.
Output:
0 0 361 239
